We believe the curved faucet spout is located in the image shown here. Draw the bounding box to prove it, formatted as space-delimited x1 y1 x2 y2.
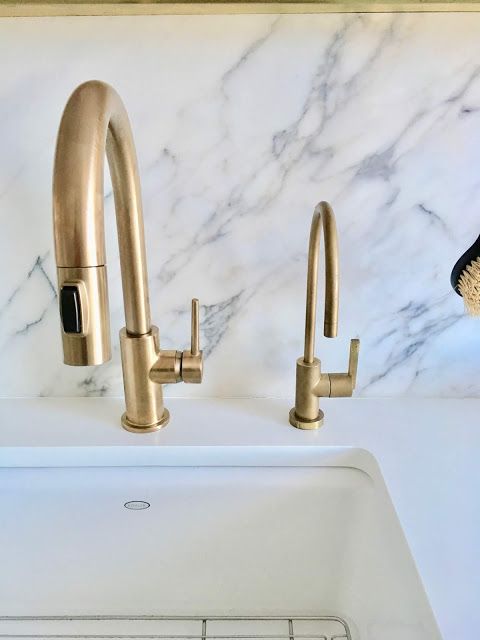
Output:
290 201 359 430
52 81 203 432
303 201 339 363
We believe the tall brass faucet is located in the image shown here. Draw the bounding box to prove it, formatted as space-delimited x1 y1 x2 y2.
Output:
53 81 202 433
289 202 359 430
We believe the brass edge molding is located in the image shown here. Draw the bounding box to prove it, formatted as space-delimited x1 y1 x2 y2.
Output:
2 1 480 16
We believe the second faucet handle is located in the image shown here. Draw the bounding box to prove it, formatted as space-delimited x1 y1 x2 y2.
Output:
181 298 203 383
327 338 360 397
347 338 360 389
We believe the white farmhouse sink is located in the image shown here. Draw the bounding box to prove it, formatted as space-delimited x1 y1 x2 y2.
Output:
0 446 440 640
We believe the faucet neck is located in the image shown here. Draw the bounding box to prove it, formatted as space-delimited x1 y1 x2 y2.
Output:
303 201 339 364
53 80 151 335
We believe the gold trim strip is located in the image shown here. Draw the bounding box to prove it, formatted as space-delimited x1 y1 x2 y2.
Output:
1 1 480 16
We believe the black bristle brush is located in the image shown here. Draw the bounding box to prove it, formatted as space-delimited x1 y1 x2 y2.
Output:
451 234 480 316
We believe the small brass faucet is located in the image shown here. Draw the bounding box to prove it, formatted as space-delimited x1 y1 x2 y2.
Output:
53 81 203 433
289 202 359 430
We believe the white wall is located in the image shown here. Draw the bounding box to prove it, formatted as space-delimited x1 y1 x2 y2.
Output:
0 13 479 398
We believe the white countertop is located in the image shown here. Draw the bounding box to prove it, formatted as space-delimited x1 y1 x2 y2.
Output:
1 396 478 639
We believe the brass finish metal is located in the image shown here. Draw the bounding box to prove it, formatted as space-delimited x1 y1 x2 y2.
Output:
191 298 200 357
2 1 480 17
120 327 169 432
149 300 202 385
290 202 359 430
181 298 203 384
53 80 203 432
150 350 183 385
304 201 338 362
53 80 150 336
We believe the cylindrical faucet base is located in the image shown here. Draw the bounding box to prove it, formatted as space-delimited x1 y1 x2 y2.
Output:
120 326 169 432
290 357 324 429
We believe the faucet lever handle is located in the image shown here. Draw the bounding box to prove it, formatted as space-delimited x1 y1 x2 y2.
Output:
191 298 200 356
181 298 203 384
348 338 360 390
326 338 360 398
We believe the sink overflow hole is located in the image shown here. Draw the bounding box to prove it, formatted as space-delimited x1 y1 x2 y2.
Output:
124 500 150 510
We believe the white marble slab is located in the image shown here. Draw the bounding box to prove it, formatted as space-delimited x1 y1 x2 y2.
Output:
0 13 479 398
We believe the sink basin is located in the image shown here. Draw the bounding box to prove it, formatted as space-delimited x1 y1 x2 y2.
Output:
0 447 440 639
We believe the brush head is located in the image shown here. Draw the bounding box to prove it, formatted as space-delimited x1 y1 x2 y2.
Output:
451 234 480 316
457 258 480 316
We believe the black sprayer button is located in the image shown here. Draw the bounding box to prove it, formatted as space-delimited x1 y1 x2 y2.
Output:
60 285 83 334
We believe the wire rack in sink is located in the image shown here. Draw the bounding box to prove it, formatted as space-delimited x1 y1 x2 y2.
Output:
0 615 352 640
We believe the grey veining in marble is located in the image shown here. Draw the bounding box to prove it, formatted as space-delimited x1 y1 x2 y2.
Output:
0 13 479 398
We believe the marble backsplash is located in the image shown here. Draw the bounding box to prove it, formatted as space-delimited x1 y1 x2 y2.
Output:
0 12 479 398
